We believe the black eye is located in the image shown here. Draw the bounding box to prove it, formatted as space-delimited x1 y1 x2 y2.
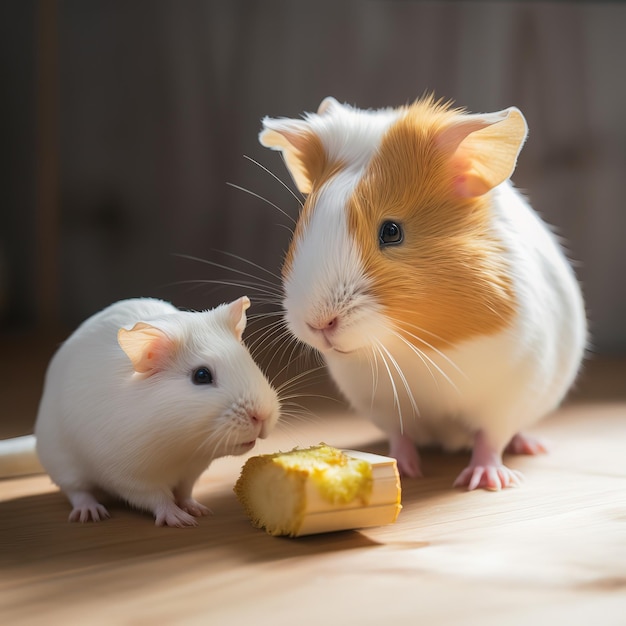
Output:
379 221 403 247
192 367 213 385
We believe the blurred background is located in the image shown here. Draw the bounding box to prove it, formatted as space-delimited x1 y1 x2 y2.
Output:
1 1 625 415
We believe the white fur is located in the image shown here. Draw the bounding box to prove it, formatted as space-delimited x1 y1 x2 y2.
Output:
284 170 387 354
21 298 279 524
263 98 399 175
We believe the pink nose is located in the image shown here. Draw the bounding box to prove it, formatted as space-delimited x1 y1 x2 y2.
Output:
251 411 276 439
307 317 338 333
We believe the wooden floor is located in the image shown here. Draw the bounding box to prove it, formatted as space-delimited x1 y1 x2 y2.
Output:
1 339 626 625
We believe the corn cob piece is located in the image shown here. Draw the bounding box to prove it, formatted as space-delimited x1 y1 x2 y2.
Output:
234 444 402 537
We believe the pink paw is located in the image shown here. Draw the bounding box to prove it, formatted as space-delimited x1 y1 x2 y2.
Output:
389 433 423 478
177 498 212 517
505 433 548 456
453 464 524 491
69 503 110 523
67 491 110 523
154 502 198 527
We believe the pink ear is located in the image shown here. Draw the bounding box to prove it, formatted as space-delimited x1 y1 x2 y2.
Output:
435 107 528 198
117 323 173 374
227 296 251 342
259 118 317 194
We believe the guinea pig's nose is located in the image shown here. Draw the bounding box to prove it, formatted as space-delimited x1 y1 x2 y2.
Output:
253 410 277 439
306 316 338 333
249 410 271 425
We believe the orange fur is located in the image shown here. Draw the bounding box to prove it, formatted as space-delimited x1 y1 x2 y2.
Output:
347 99 517 349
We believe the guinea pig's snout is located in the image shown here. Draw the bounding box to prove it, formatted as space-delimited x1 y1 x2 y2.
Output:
249 405 279 440
306 316 339 349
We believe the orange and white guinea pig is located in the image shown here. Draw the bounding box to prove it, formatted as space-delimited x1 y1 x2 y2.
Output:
259 96 587 491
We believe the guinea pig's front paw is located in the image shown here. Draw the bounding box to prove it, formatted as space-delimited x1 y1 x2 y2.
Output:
388 432 423 478
154 501 199 528
67 491 111 523
453 463 524 491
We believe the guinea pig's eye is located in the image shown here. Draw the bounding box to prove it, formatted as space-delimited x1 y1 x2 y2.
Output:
379 221 404 247
191 366 214 385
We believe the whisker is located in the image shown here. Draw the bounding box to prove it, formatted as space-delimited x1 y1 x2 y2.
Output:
366 345 380 416
278 367 332 392
386 313 455 346
211 249 284 283
389 328 441 392
254 324 306 378
275 365 329 395
390 320 467 381
281 336 315 371
277 223 297 236
247 322 293 362
376 339 420 418
243 154 303 207
247 309 284 320
226 182 296 227
247 328 288 354
172 253 281 291
278 412 316 429
390 328 461 397
169 278 283 301
246 313 286 339
372 341 405 435
279 394 342 411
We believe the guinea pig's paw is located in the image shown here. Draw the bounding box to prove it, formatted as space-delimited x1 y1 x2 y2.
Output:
177 498 212 518
154 501 199 528
388 433 423 478
67 492 111 523
453 464 524 491
505 433 549 456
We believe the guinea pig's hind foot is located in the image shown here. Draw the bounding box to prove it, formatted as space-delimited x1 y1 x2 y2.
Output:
453 430 524 491
453 464 523 491
67 491 110 523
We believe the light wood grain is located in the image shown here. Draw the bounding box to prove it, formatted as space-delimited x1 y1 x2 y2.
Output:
1 357 626 625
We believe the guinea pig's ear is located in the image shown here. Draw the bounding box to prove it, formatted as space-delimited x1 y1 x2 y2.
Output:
317 96 342 115
259 117 325 194
436 107 528 198
227 296 251 342
117 323 173 374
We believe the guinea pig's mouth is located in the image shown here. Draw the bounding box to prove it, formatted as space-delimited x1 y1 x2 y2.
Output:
236 440 257 451
315 334 355 355
313 339 359 356
332 347 354 355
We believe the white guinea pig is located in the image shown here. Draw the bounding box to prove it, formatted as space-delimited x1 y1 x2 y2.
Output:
259 96 587 490
2 296 279 526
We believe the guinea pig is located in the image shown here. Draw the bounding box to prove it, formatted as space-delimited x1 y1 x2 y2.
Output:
259 95 587 490
3 296 279 526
